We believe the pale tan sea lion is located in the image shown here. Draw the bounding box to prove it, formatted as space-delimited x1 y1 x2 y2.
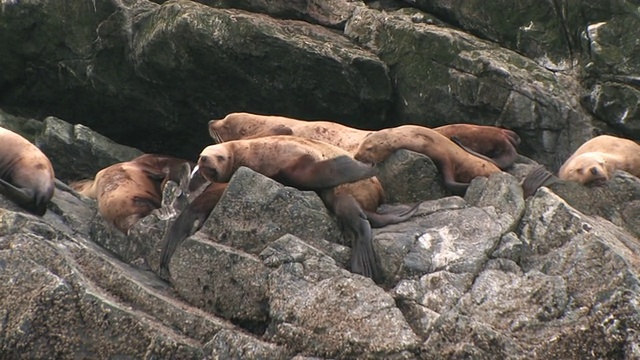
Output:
559 135 640 185
0 127 55 215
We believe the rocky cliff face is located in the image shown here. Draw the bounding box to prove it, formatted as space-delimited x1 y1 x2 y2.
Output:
2 0 638 166
1 0 640 358
2 111 640 359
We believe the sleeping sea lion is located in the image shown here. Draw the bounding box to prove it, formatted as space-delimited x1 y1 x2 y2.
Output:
354 125 502 195
208 112 369 153
558 135 640 185
185 135 419 282
0 127 55 215
208 113 521 167
434 124 520 170
70 154 192 233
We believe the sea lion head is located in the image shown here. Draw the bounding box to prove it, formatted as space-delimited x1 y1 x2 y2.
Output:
561 153 609 186
354 132 394 164
208 114 267 144
198 145 234 183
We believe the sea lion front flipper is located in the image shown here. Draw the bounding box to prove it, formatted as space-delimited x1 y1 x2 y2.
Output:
522 165 558 198
158 182 227 279
365 202 421 228
320 190 382 283
275 155 378 190
246 125 293 139
0 178 46 215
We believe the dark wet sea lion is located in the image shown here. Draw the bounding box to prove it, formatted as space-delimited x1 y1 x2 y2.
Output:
434 124 520 170
0 127 55 215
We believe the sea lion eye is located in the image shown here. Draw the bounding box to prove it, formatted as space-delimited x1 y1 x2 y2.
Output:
216 155 226 162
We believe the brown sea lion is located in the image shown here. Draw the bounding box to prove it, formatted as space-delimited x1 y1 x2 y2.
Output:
157 124 297 278
208 112 370 153
208 113 521 166
191 135 419 282
558 135 640 186
354 125 502 195
434 124 520 170
70 154 192 233
0 127 55 215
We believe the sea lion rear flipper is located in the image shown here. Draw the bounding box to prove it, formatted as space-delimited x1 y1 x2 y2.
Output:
491 150 518 170
0 178 46 215
522 165 558 198
450 136 502 168
503 129 521 147
276 155 378 190
365 202 421 228
158 182 227 279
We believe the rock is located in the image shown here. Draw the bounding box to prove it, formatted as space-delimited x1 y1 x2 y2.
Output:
0 0 391 159
35 116 143 182
264 235 420 358
345 7 594 167
401 0 583 70
537 170 640 239
376 149 448 204
200 167 346 260
2 0 640 354
181 0 367 29
0 207 212 359
204 329 291 359
465 171 526 232
373 196 503 282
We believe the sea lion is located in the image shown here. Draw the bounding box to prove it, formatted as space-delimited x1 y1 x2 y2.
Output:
558 135 640 186
208 112 369 153
354 125 502 195
190 135 419 282
70 154 192 233
157 124 299 278
0 127 55 215
208 113 521 166
434 124 520 170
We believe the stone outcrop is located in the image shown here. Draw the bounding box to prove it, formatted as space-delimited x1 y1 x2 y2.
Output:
2 0 639 167
2 0 640 357
2 113 640 358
